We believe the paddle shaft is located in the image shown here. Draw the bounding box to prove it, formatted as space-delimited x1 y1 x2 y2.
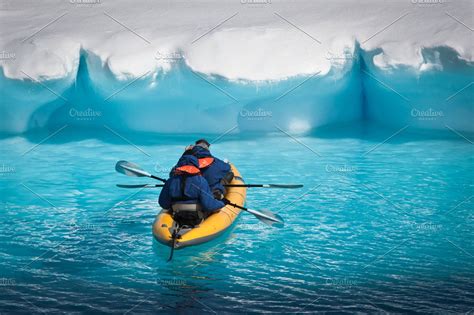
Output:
225 201 264 220
224 201 283 226
149 176 300 189
226 201 249 211
151 174 166 182
117 183 302 189
226 184 303 188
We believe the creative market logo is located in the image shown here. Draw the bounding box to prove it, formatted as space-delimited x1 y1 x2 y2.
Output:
154 51 184 62
0 164 15 176
69 108 102 121
157 278 187 288
241 0 272 7
411 108 444 121
0 278 16 286
69 0 102 7
325 164 357 173
404 220 442 232
0 51 16 63
411 0 445 7
326 278 359 288
240 108 273 121
325 51 358 62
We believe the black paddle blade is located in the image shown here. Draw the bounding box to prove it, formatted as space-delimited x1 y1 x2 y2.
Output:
268 184 303 189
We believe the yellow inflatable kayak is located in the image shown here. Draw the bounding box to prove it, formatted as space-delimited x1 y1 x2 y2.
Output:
152 163 246 249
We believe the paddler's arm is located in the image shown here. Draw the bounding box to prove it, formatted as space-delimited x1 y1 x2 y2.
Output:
197 178 225 212
158 180 172 209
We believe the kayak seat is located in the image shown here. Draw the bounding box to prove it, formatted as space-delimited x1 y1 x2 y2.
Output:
171 203 204 227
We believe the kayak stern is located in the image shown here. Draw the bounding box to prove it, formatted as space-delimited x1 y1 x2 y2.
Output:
152 163 246 249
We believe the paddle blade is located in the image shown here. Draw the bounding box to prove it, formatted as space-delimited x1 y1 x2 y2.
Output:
226 184 304 189
116 184 163 188
259 210 285 228
115 160 151 177
266 184 303 189
246 208 284 228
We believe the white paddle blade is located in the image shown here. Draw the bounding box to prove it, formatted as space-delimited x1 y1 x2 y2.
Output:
259 217 285 228
259 209 285 228
115 160 151 177
246 208 285 228
116 184 156 188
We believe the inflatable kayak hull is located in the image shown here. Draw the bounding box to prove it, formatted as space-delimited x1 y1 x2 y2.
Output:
152 163 246 249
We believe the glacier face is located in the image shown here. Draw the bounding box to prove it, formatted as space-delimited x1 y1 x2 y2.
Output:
0 46 472 135
362 46 474 133
1 0 472 136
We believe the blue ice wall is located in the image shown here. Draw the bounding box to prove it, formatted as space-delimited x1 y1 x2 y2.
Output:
0 46 472 135
361 46 473 133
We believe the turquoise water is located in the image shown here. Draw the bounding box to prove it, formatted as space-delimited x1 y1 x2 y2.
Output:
0 126 473 313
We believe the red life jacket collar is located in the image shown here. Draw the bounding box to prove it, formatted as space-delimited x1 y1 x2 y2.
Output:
198 157 214 169
175 165 201 175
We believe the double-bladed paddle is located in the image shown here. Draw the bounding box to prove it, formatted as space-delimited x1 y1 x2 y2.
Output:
116 183 303 189
115 160 292 227
115 161 302 189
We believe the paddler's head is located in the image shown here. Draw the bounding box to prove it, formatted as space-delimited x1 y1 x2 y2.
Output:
195 139 210 151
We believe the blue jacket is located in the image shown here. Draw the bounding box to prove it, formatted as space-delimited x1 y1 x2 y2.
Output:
191 146 231 194
159 155 225 213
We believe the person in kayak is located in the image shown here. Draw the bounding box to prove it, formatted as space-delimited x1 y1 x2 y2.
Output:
190 139 234 200
159 155 225 226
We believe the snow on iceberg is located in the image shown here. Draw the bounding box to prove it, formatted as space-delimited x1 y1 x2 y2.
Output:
0 0 472 135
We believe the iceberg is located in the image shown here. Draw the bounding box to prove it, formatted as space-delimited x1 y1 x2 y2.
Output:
0 0 472 135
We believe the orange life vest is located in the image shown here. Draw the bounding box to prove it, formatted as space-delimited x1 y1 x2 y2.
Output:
175 165 201 175
198 157 214 169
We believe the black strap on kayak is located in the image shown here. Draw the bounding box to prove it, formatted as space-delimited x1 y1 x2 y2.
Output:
167 225 181 262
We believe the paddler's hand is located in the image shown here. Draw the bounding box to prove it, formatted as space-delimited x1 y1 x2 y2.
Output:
221 198 231 205
213 190 224 200
183 145 194 155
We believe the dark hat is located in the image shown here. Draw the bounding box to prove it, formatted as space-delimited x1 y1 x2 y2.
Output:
195 139 210 149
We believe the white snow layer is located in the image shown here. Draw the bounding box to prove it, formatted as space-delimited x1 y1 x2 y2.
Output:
0 0 472 81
